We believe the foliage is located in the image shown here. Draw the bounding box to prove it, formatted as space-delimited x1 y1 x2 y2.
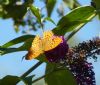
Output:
0 0 100 85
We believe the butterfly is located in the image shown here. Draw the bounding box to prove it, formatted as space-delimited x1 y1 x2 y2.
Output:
26 31 62 60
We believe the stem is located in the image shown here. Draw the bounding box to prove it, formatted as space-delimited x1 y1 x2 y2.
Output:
21 61 42 78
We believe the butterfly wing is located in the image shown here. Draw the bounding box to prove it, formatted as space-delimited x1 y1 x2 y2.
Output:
26 35 43 60
26 31 62 60
43 31 62 51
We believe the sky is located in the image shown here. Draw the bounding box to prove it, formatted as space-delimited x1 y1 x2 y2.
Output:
0 0 100 85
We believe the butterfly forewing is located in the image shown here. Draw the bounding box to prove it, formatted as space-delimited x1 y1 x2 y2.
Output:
43 31 62 51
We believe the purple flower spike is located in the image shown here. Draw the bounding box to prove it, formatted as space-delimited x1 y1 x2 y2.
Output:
69 60 96 85
45 36 69 62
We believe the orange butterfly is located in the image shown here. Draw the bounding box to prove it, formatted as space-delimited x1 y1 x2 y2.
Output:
26 31 62 60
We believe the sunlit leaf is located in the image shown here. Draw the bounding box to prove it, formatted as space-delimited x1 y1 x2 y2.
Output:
52 6 95 35
30 5 41 24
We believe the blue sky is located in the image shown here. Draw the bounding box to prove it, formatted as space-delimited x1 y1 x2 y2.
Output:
0 0 100 85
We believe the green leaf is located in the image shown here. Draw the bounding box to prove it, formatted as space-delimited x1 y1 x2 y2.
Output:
43 17 56 25
18 38 34 50
46 0 56 17
0 37 48 62
45 63 77 85
0 75 20 85
92 0 100 10
23 75 35 85
0 75 34 85
30 5 41 24
0 38 34 55
45 63 58 74
52 6 95 35
92 0 100 18
2 35 35 48
0 47 21 55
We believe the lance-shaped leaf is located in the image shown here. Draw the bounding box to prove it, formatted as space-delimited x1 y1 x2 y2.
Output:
52 6 96 35
0 37 34 55
0 47 20 55
46 0 56 17
2 35 35 48
0 35 35 55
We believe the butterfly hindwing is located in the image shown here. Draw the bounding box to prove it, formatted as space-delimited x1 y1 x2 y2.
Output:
26 35 43 60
